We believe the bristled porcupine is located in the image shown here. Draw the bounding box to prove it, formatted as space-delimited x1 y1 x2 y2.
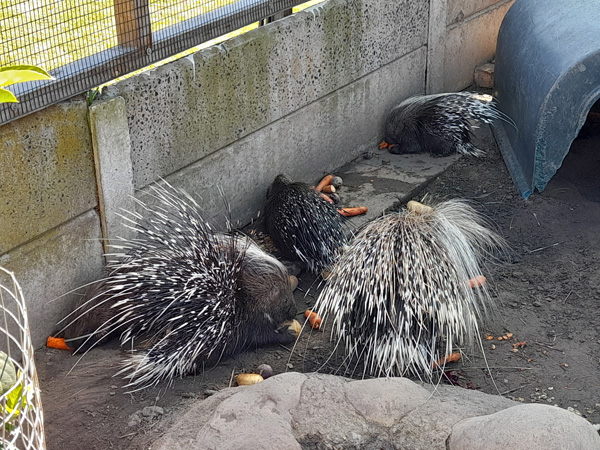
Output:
312 199 510 380
263 174 347 275
59 181 298 390
383 92 514 157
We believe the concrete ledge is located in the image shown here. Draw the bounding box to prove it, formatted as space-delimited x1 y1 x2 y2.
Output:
0 100 97 254
0 210 103 348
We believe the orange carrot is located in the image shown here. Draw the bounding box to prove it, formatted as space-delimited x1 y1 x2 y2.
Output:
46 336 73 351
432 352 461 368
315 174 334 192
319 193 334 203
378 141 390 150
468 275 487 288
321 185 336 194
304 310 322 330
337 206 368 217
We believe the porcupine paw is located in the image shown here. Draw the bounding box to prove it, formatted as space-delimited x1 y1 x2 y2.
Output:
275 322 299 344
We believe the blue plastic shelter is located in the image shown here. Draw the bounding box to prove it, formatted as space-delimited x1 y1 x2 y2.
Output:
493 0 600 198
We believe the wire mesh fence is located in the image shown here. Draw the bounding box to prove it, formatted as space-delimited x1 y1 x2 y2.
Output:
0 0 308 125
0 267 45 450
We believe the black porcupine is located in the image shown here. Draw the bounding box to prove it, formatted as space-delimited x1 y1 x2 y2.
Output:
313 199 509 380
263 174 347 275
383 92 513 157
59 181 297 390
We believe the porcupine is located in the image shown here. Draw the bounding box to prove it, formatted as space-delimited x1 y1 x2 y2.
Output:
382 92 514 157
263 174 347 275
313 199 509 380
58 181 298 390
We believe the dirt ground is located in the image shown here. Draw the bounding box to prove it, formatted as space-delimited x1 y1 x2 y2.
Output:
36 117 600 449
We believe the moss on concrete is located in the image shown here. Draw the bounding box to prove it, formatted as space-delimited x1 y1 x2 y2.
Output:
0 101 97 254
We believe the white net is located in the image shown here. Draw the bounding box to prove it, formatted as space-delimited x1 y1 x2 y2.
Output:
0 267 45 450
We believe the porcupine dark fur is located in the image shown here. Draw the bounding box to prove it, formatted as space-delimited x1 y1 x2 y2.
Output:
313 199 509 380
384 92 513 157
58 181 297 390
264 174 348 274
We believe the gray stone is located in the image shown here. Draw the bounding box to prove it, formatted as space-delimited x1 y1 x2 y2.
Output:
474 62 495 88
153 373 599 450
142 405 164 417
448 403 600 450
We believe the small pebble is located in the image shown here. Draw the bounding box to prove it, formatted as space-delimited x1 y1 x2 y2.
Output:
257 364 274 379
142 406 164 418
330 176 343 189
127 413 142 427
532 300 542 307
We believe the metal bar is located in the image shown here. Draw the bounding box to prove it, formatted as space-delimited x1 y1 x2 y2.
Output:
0 0 306 126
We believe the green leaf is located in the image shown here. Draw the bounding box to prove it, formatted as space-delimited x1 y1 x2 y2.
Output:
0 88 18 103
0 65 53 87
4 382 25 417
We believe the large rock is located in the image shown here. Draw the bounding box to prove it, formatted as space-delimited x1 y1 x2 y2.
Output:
152 372 600 449
448 403 600 450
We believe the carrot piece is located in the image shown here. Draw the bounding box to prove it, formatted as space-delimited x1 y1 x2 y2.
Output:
337 206 368 217
315 174 334 192
319 192 334 203
46 336 73 351
304 310 322 330
378 141 390 149
468 275 487 288
432 352 461 368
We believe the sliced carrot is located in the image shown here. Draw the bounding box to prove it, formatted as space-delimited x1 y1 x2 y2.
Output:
321 185 336 194
337 206 368 217
378 141 390 150
319 192 334 203
315 174 334 192
46 336 73 351
304 310 322 330
468 275 487 288
432 352 461 368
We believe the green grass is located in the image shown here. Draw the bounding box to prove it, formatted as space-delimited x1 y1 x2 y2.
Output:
0 0 325 84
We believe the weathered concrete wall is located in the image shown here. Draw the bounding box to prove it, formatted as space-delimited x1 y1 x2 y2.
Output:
0 100 102 347
0 0 514 347
442 0 515 91
115 0 429 190
104 0 429 227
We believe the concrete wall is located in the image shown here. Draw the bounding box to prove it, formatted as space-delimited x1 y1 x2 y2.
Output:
0 0 513 348
442 0 515 91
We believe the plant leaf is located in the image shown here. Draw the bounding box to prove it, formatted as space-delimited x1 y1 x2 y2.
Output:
0 88 18 103
0 65 53 87
4 382 24 416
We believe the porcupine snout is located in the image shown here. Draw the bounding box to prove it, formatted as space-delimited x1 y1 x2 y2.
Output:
239 241 298 346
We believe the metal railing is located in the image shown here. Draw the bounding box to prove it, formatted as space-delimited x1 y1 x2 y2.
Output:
0 0 307 125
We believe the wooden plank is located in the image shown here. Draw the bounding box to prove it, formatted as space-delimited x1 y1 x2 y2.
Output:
114 0 152 52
